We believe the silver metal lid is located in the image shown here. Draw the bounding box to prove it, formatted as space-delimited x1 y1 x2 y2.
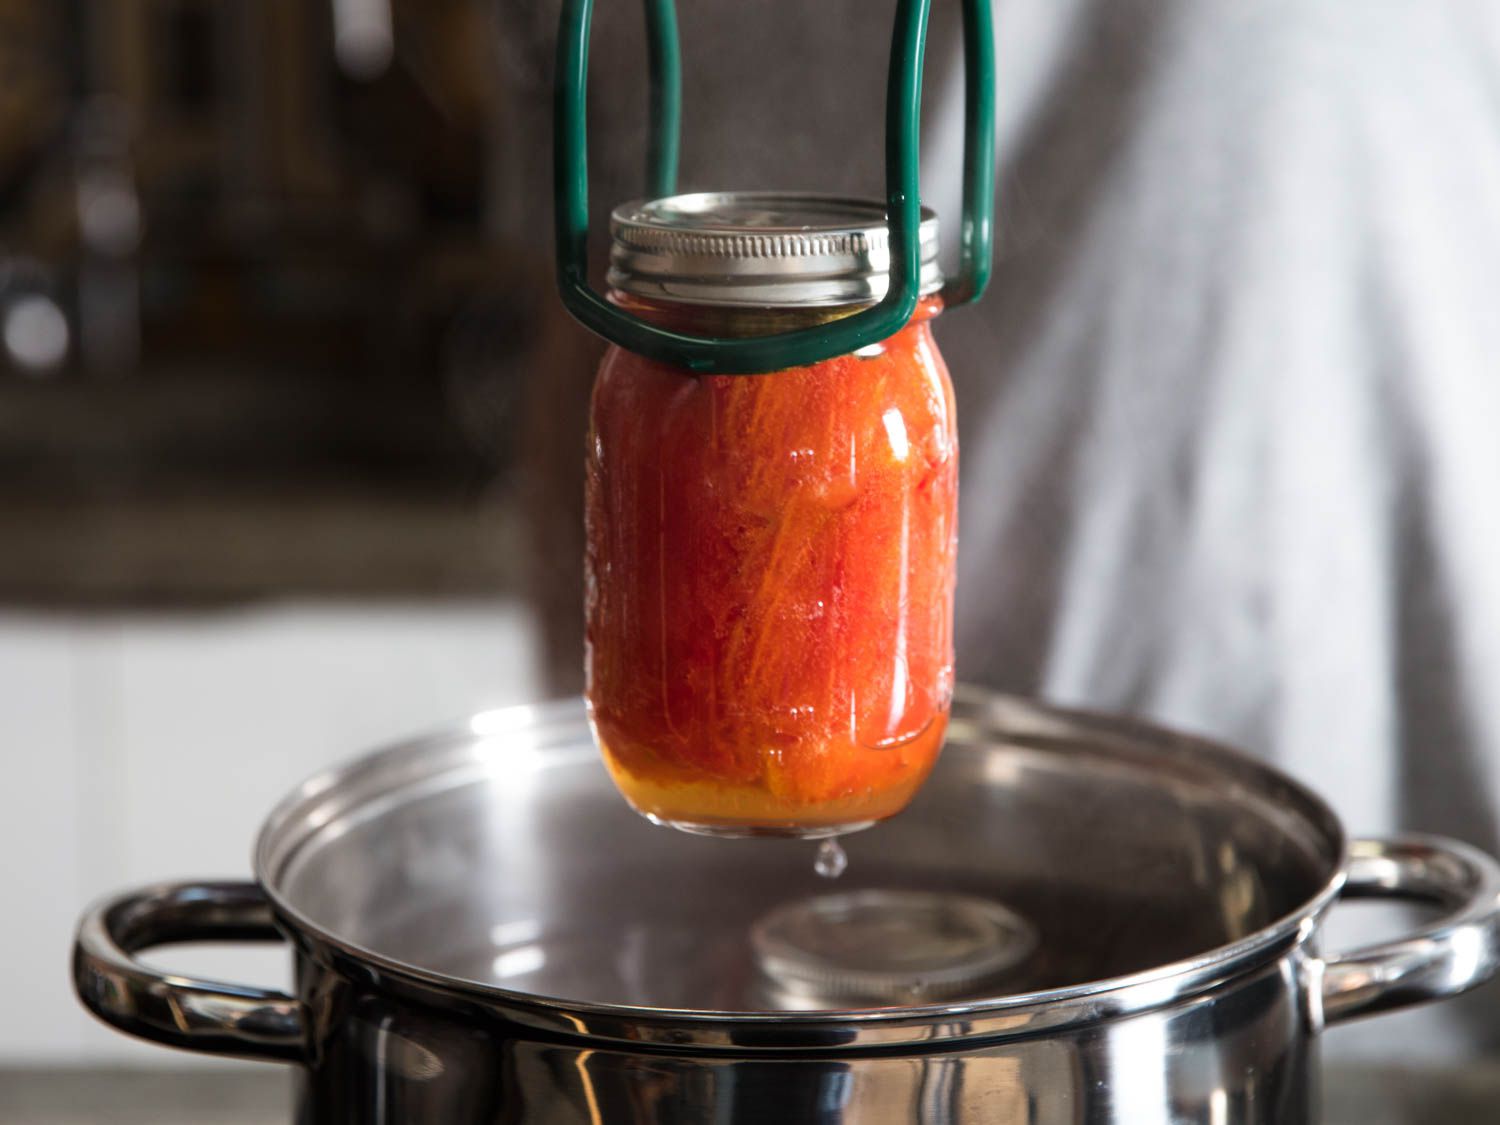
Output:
607 191 943 308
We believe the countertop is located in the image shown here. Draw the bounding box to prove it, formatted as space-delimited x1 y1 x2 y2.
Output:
3 1063 1498 1124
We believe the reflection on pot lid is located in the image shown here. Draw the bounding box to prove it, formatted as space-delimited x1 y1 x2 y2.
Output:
752 889 1038 1008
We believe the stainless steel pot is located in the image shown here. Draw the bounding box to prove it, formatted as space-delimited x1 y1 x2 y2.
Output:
73 689 1500 1123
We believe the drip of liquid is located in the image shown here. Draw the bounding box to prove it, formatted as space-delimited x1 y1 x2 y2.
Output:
814 838 848 879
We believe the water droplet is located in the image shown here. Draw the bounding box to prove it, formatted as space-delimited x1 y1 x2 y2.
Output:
814 838 848 880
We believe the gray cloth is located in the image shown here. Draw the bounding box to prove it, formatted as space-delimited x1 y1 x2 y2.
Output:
497 0 1500 1060
930 0 1500 1062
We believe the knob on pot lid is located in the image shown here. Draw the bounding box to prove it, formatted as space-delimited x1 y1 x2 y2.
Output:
751 888 1038 1008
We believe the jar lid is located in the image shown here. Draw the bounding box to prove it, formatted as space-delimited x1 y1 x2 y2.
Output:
607 191 943 309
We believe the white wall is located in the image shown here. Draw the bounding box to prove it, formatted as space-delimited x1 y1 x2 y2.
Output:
0 599 541 1065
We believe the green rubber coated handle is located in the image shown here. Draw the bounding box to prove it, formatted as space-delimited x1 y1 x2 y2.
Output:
553 0 994 375
643 0 679 199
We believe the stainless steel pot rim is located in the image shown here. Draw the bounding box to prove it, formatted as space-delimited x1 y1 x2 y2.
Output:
253 689 1349 1051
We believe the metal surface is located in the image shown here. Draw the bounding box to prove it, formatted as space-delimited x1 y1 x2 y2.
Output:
72 881 305 1063
1317 836 1500 1026
72 690 1500 1122
607 193 943 308
553 0 995 373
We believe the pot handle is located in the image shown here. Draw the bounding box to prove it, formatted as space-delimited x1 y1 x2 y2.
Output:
72 880 308 1063
1317 835 1500 1027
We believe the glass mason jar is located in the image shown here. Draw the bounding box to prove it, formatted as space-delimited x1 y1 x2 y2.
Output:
585 193 957 838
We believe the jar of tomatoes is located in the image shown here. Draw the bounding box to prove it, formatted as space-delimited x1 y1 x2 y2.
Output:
585 193 957 838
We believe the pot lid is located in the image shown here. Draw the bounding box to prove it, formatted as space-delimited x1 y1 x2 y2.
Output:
255 688 1344 1051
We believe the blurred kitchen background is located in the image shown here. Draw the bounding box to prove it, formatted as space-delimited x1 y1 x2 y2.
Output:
1 0 552 1076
